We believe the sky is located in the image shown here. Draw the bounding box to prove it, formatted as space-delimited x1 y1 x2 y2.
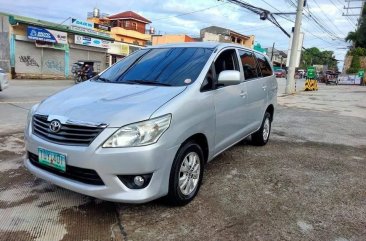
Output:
0 0 363 69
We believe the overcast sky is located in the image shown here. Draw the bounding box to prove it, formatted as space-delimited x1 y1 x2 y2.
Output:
0 0 362 69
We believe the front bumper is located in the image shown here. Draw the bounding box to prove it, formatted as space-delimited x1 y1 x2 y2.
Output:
24 127 179 203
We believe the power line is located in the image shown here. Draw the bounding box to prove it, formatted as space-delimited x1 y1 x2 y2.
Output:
312 0 348 34
328 0 357 27
150 2 227 22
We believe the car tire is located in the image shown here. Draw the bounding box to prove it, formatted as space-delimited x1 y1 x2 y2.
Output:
251 112 271 146
167 141 204 206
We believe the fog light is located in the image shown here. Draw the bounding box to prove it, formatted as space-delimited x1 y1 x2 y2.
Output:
134 176 145 187
117 173 153 189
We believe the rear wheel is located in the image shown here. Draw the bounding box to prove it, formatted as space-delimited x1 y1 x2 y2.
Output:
251 112 271 146
167 141 204 206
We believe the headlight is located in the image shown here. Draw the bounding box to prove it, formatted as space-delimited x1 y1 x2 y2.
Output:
103 114 172 148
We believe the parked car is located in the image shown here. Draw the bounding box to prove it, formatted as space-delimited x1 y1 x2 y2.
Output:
24 42 277 205
0 68 9 91
274 69 286 78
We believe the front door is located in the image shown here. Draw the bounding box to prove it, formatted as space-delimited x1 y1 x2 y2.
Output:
213 49 248 153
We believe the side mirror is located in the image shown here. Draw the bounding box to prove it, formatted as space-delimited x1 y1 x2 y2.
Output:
218 70 241 86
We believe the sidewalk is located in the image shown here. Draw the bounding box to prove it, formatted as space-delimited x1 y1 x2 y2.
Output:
277 78 305 96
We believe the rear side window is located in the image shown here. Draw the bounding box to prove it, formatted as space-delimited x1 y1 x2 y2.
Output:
238 49 259 80
255 53 273 77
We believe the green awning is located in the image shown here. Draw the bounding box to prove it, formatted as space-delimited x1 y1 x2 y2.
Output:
5 13 114 41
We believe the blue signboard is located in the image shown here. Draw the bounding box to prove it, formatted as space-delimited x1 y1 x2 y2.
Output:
27 26 67 44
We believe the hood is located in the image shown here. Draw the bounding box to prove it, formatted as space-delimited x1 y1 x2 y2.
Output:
36 81 186 127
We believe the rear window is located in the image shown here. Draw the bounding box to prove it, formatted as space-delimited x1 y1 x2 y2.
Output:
97 47 213 86
255 53 273 77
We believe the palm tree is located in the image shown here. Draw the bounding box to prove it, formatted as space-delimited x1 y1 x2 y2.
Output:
345 31 359 47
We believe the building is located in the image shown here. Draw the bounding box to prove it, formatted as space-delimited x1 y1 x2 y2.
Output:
151 34 195 45
87 9 151 64
265 47 287 68
0 12 114 79
200 26 255 48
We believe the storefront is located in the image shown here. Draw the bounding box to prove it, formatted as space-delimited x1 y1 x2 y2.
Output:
13 26 68 78
6 15 114 79
69 34 112 72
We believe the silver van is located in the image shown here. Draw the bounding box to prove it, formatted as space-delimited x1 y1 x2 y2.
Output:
25 42 277 205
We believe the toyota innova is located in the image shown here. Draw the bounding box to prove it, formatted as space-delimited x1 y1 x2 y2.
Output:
25 42 277 205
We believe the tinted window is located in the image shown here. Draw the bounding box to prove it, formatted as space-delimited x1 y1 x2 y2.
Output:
255 53 273 77
238 49 259 80
97 47 213 86
214 49 239 75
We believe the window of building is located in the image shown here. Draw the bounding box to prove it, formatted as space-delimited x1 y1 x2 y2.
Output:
238 49 259 80
132 22 137 30
125 21 130 28
254 53 273 77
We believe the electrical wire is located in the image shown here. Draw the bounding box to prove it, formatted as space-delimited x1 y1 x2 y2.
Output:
312 0 346 35
150 2 228 22
328 0 357 27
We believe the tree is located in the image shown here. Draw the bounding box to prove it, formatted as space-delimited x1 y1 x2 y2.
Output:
300 47 338 70
345 5 366 48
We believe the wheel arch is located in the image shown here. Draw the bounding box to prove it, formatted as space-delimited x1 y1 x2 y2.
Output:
265 104 274 122
180 133 209 163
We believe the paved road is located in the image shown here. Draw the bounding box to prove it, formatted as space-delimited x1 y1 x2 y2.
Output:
0 79 365 241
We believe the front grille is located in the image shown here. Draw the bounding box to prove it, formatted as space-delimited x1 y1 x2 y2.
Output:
32 115 104 146
28 152 104 185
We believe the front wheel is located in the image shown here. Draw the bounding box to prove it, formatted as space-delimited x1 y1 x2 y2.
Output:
251 112 271 146
167 141 204 206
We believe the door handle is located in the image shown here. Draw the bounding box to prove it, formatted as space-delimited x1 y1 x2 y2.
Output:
240 91 247 98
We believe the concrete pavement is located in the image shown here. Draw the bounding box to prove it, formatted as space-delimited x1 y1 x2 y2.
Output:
0 79 73 135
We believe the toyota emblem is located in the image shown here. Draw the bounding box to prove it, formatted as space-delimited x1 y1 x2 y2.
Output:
49 120 62 133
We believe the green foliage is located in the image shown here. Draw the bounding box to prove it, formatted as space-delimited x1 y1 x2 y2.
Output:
346 67 359 74
300 47 337 70
346 55 362 74
347 47 366 56
351 55 361 68
345 5 366 48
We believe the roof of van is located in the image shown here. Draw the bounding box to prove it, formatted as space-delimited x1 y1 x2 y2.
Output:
146 42 267 56
147 42 252 50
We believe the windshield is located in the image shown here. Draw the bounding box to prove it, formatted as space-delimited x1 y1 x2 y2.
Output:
96 47 213 86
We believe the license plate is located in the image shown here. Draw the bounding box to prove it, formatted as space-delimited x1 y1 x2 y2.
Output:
38 148 66 172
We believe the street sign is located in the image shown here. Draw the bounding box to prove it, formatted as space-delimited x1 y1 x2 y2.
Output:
307 66 316 79
357 70 365 78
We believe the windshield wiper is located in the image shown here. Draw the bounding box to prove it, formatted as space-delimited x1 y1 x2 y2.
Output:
97 77 112 83
130 80 172 86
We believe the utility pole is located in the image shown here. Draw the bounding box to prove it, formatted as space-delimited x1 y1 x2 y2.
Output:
285 0 305 94
270 42 275 62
